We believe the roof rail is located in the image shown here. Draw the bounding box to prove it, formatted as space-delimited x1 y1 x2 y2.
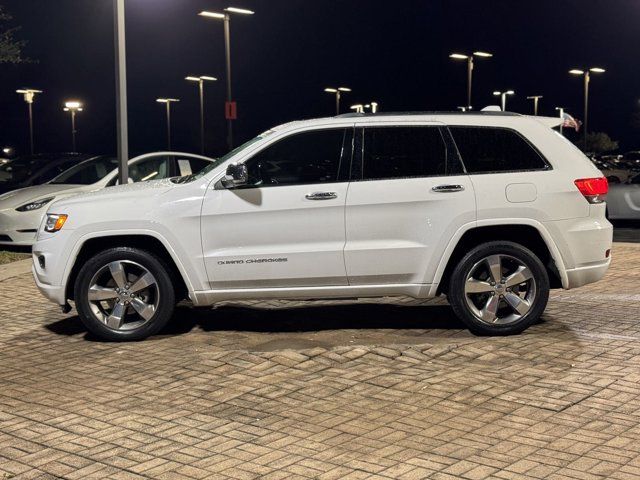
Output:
335 111 522 118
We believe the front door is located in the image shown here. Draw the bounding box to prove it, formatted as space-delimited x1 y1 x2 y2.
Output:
201 127 353 289
344 124 476 286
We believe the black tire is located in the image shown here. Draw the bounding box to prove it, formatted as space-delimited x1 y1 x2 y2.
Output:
448 241 549 336
74 247 175 341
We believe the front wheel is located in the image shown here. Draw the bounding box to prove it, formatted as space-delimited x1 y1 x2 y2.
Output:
448 241 549 336
74 247 176 341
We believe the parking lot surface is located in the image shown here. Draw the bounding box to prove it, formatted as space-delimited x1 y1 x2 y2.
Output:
1 243 640 479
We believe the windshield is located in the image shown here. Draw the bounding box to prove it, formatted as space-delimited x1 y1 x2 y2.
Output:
188 131 274 181
0 155 95 187
0 158 45 184
50 156 118 185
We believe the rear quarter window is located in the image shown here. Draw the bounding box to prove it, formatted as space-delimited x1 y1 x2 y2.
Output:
449 126 549 174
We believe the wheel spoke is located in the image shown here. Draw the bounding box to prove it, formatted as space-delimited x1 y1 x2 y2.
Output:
131 298 155 321
480 295 500 323
88 286 118 301
106 302 126 329
465 278 494 294
505 266 533 288
504 292 531 316
485 255 503 284
108 262 127 288
130 272 156 293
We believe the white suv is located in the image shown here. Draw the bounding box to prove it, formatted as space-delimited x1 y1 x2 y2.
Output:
32 112 613 341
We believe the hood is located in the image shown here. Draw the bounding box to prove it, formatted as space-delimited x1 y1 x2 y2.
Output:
51 177 176 209
0 184 82 209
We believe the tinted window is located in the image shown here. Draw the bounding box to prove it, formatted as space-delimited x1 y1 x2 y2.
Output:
245 129 348 186
32 159 82 184
50 157 119 184
176 158 210 176
362 127 447 180
129 156 171 182
450 127 548 173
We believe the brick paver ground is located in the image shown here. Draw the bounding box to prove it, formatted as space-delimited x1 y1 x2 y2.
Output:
1 242 640 479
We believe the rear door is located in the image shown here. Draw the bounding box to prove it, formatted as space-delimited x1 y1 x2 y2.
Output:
344 123 476 286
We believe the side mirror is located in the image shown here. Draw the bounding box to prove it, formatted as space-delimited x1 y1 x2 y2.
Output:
115 177 135 186
221 163 248 188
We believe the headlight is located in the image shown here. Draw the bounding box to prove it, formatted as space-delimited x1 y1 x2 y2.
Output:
16 197 55 212
44 214 68 233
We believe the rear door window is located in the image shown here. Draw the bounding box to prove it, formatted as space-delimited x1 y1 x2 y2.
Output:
449 126 549 173
360 127 448 180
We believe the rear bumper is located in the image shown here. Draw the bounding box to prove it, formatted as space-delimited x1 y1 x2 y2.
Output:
544 210 613 289
565 258 611 289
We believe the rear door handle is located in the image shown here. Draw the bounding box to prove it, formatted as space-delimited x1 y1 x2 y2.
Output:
432 184 465 193
305 191 338 200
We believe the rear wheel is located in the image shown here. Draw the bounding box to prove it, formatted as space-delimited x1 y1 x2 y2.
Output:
448 241 549 335
74 247 175 341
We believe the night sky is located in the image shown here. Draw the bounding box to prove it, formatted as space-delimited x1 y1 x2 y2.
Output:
2 0 639 157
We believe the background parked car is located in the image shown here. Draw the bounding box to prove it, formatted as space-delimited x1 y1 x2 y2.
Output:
0 152 214 246
620 151 640 172
0 153 95 195
607 172 640 220
589 154 637 184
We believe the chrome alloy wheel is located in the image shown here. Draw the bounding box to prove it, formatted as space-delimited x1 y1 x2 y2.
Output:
463 254 537 325
87 260 160 331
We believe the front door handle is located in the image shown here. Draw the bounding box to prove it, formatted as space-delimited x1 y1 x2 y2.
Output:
305 191 338 200
432 184 465 193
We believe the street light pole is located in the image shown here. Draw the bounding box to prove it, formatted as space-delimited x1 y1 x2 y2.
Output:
199 7 254 151
450 51 492 109
186 76 217 154
223 14 233 150
63 101 83 153
114 0 129 184
493 90 515 111
156 98 180 150
526 95 543 116
569 67 605 147
324 87 351 115
16 89 42 155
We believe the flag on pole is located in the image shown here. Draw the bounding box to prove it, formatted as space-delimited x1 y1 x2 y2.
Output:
562 113 582 132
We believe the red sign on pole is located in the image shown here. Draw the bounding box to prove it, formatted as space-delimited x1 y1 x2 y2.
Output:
225 101 237 120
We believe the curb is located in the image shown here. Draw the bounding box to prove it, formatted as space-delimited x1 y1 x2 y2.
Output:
0 258 33 282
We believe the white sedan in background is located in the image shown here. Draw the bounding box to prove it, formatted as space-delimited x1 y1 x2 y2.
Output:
0 152 214 246
607 173 640 220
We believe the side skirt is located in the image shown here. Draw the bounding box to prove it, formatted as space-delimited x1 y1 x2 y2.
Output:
190 283 434 306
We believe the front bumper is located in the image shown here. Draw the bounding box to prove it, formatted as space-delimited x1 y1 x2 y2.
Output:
32 264 67 305
0 230 38 246
31 229 76 306
0 210 43 246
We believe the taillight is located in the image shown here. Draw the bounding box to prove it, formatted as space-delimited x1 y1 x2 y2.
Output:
574 177 608 204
